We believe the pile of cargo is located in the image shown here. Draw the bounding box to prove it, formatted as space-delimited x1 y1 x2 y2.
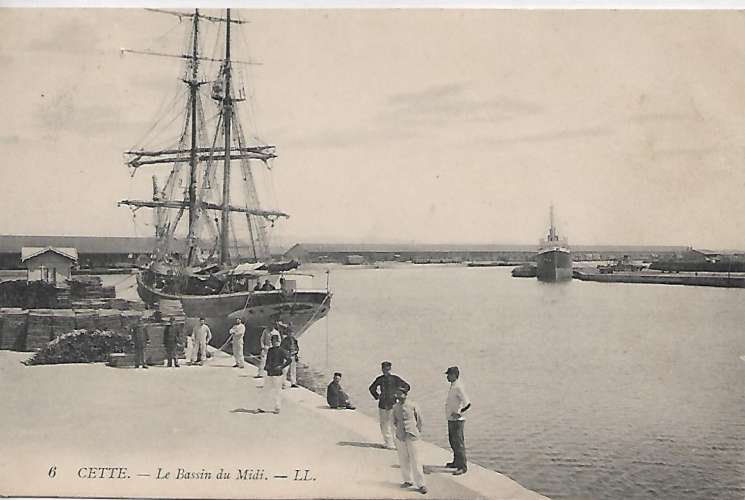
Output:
0 308 151 352
70 298 146 311
1 307 187 368
0 308 28 350
52 309 76 338
26 309 55 350
0 280 60 309
24 329 132 366
68 276 116 300
67 276 116 300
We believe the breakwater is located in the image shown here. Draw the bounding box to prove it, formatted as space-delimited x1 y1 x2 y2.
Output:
573 267 745 288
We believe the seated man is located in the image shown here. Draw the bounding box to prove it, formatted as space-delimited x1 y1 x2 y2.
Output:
260 279 276 291
327 372 356 409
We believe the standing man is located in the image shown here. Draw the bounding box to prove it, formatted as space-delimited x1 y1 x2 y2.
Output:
254 322 278 378
131 324 149 369
192 318 212 365
369 361 410 449
258 334 291 414
445 366 471 475
392 387 426 494
163 317 180 368
280 327 299 388
230 318 246 369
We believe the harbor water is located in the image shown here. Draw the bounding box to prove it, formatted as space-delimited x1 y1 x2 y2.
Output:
290 264 745 500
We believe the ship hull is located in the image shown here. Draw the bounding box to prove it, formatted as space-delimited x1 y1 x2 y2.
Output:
536 249 572 282
136 275 331 355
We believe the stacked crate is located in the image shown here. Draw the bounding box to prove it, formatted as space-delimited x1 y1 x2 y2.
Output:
51 310 77 339
74 309 98 331
1 309 24 350
158 299 184 318
108 352 136 368
69 277 116 300
120 311 144 332
97 310 123 334
55 288 73 309
144 323 167 365
129 301 147 311
109 298 130 310
26 309 54 350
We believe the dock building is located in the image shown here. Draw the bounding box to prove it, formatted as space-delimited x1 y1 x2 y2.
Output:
283 243 687 265
0 236 687 269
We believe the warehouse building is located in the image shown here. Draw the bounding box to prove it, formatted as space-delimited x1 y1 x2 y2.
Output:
283 243 686 264
0 235 158 270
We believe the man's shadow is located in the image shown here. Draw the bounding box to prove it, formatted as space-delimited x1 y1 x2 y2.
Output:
337 441 390 449
231 408 266 414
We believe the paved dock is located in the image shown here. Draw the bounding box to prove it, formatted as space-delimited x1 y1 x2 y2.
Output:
0 349 546 500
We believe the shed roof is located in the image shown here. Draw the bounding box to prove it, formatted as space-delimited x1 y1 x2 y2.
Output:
0 235 166 254
21 247 79 262
284 242 688 254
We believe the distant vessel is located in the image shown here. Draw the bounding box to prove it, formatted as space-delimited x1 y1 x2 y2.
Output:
598 255 646 274
536 206 572 282
511 263 537 278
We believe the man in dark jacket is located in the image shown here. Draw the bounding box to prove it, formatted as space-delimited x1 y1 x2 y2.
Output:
131 324 150 369
369 361 410 449
280 328 299 387
163 317 180 368
327 372 355 409
259 335 291 414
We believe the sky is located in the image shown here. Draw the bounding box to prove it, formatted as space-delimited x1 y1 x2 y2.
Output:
2 8 745 249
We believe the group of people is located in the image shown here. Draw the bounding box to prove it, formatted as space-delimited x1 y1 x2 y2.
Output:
129 314 194 369
252 277 288 292
131 315 472 496
128 315 232 369
322 360 471 495
376 362 471 494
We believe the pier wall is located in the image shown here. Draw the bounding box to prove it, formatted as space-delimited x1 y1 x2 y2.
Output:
574 269 745 288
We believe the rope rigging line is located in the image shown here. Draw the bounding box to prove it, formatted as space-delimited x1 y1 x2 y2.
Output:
235 16 261 137
130 88 188 153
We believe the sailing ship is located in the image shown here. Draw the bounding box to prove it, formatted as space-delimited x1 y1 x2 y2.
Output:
118 9 331 354
536 206 572 282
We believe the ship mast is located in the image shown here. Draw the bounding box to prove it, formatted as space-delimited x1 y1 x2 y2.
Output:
549 205 557 241
220 8 233 266
186 9 201 265
119 9 291 267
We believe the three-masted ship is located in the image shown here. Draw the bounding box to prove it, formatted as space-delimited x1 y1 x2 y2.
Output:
536 206 572 282
119 9 331 354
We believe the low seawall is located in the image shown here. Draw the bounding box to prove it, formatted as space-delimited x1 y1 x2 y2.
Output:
574 268 745 288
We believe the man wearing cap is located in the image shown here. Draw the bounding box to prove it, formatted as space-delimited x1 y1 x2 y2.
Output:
369 361 410 449
280 328 300 388
191 318 212 365
327 372 355 409
254 322 278 378
163 317 180 368
392 387 427 494
230 318 245 369
258 334 292 414
445 366 471 475
131 323 149 369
